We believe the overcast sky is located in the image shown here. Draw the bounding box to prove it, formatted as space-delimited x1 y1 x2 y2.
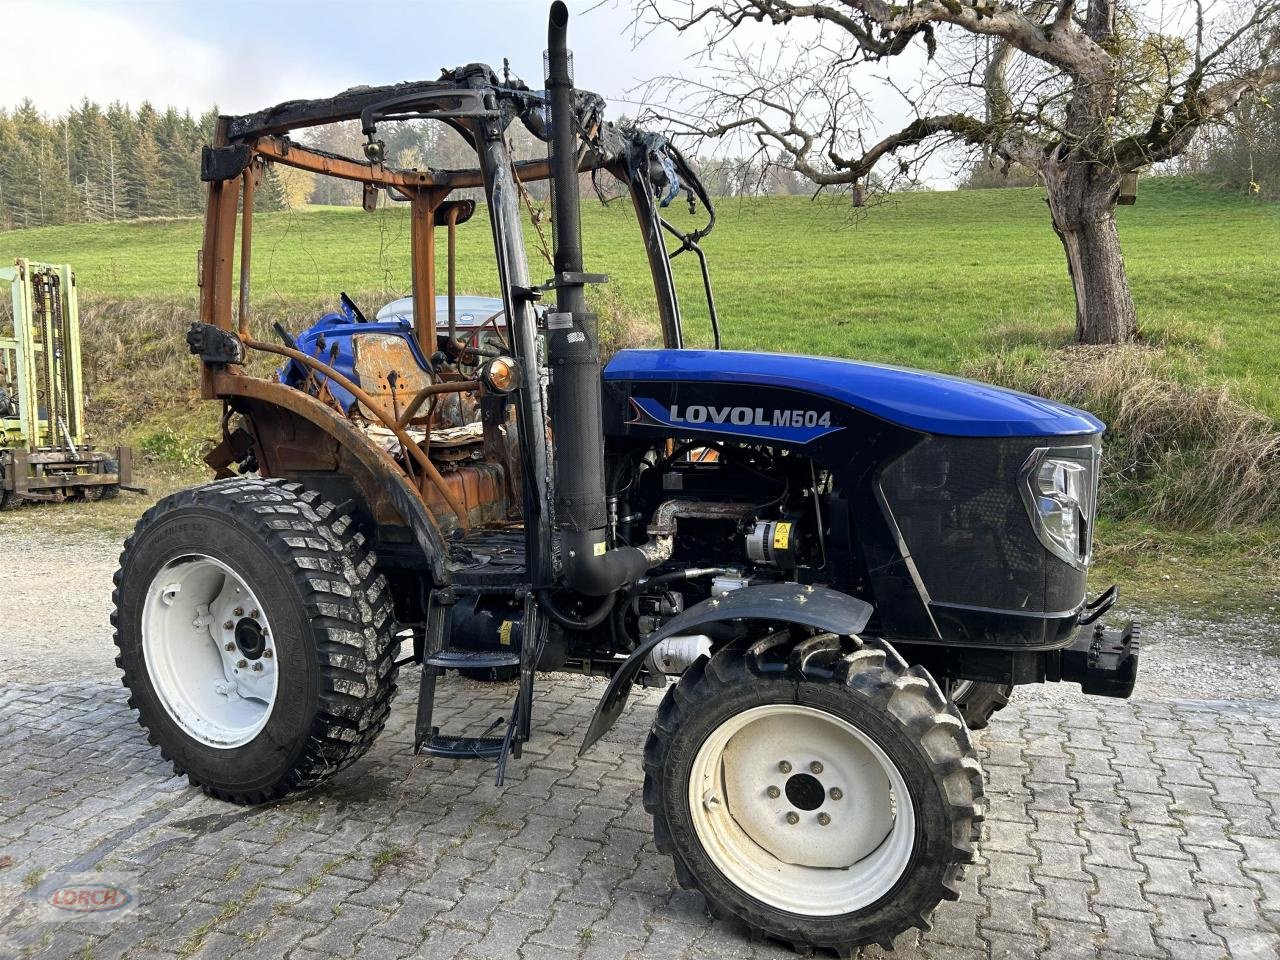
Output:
1 0 1200 192
0 0 700 118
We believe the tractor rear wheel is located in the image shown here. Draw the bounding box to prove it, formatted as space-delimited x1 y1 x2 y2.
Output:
949 680 1013 730
112 477 398 804
643 633 983 955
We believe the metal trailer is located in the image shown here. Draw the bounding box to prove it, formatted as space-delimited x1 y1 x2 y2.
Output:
0 259 133 507
111 5 1138 954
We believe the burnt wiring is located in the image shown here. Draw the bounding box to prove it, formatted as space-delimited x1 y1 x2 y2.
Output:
460 309 511 360
374 188 410 295
260 161 324 305
510 135 554 270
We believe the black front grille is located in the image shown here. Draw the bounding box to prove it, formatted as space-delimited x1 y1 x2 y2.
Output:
878 435 1094 624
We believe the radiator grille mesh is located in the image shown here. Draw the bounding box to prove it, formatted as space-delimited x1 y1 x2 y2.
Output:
878 436 1091 615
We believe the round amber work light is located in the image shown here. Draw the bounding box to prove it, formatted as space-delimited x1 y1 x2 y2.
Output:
481 356 520 394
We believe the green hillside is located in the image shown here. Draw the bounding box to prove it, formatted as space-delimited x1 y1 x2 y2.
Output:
2 178 1277 413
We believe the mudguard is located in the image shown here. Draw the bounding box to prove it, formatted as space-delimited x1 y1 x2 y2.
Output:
209 373 452 584
579 582 872 754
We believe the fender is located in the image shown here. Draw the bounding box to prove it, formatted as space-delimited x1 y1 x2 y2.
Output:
580 582 872 754
210 372 452 584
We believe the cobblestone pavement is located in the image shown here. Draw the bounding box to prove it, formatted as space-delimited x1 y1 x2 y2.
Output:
2 662 1278 960
2 529 1279 960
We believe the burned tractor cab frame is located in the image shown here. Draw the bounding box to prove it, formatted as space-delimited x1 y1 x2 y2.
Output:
113 4 1138 955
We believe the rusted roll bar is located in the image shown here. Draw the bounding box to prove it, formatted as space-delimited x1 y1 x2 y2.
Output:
238 168 257 339
250 134 607 192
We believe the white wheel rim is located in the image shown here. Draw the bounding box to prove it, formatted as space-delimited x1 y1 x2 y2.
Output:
688 703 916 916
141 554 279 749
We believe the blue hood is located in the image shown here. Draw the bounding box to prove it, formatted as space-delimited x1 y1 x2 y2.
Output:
603 350 1103 438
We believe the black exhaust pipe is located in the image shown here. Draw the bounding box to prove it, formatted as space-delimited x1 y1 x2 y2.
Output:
545 1 648 595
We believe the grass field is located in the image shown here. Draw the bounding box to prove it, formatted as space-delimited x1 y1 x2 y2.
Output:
2 177 1277 411
1 178 1277 612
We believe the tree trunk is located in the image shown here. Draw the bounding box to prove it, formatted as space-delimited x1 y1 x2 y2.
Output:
1038 0 1138 345
1044 163 1139 344
1053 204 1138 345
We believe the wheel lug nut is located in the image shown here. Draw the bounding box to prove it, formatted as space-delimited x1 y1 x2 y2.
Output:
252 662 263 672
817 812 831 826
830 787 843 801
236 659 247 669
766 786 781 799
222 620 234 630
810 761 824 775
224 642 236 652
249 609 259 620
778 761 792 774
233 607 244 617
263 649 273 659
785 812 799 825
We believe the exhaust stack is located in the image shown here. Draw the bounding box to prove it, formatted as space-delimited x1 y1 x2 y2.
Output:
545 1 648 594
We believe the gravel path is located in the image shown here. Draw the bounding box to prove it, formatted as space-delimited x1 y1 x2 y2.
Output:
3 529 1276 699
3 532 124 682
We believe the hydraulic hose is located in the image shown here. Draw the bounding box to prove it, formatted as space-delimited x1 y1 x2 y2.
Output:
628 566 735 602
536 588 616 631
610 567 735 653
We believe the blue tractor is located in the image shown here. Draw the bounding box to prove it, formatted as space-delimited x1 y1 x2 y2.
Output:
114 4 1137 953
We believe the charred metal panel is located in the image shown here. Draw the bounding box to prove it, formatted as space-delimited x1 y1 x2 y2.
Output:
421 462 509 533
352 334 436 421
225 79 477 141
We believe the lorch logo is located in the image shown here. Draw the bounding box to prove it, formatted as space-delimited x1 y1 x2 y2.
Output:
46 884 133 913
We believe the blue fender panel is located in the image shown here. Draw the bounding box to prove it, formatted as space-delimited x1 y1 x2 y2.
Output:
579 583 873 755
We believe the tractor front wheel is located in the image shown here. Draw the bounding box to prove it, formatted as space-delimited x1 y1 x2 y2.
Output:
949 680 1013 730
643 633 983 955
112 478 398 804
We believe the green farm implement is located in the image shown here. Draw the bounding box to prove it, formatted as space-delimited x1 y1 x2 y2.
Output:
0 259 133 507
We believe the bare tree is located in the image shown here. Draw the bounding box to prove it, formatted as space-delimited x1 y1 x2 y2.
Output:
636 0 1280 343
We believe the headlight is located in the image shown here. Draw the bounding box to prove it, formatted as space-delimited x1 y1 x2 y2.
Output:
1020 445 1099 569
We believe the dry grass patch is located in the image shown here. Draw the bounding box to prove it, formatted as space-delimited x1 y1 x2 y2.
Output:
79 296 325 446
967 344 1280 529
